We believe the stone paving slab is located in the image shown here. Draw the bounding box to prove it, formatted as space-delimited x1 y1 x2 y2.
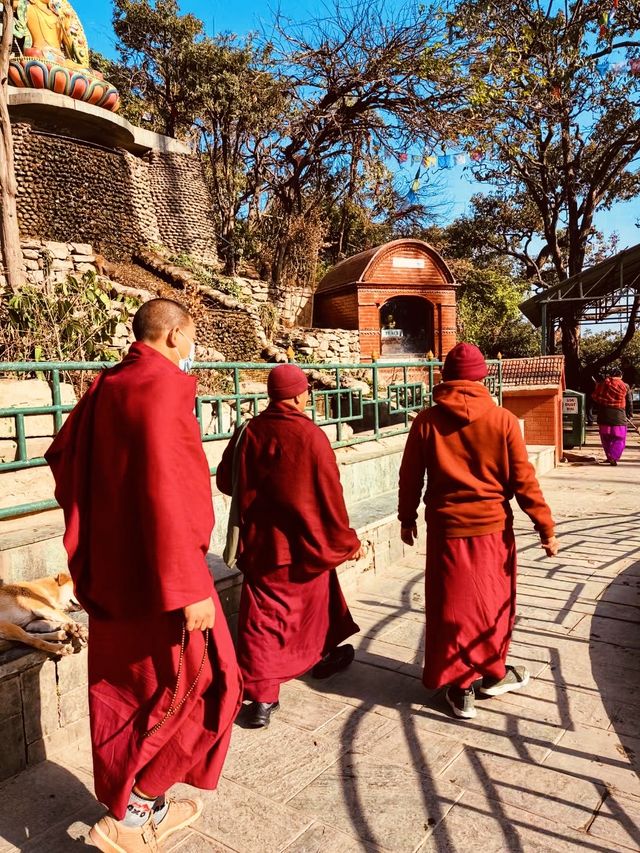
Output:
1 432 640 851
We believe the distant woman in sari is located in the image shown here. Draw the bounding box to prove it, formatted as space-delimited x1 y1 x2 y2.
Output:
592 368 633 465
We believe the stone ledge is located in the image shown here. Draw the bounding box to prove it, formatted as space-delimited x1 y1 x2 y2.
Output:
8 87 189 155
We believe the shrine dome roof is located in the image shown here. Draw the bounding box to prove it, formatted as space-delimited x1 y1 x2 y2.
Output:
315 239 455 296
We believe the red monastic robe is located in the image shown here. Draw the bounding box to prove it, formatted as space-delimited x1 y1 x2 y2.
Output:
216 402 360 701
45 342 242 819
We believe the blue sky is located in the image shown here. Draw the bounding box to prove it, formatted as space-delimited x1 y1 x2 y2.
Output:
76 0 640 252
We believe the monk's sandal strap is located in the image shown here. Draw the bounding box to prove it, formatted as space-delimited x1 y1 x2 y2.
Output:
141 822 158 845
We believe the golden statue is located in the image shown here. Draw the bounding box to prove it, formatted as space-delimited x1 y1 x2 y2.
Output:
8 0 119 111
23 0 89 67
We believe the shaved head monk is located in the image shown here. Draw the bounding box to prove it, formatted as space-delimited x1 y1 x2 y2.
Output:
398 343 559 720
216 363 365 728
45 298 242 852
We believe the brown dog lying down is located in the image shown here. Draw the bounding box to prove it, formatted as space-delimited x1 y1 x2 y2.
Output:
0 573 87 655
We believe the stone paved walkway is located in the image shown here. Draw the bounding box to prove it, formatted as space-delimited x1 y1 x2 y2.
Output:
1 429 639 852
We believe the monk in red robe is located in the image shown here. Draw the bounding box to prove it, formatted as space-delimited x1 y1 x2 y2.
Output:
216 364 364 728
45 298 242 852
398 343 558 720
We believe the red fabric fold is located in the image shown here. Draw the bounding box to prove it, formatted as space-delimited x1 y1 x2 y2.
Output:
216 402 360 699
46 342 214 618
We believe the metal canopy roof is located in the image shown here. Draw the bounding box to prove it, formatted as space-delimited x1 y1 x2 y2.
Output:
519 242 640 327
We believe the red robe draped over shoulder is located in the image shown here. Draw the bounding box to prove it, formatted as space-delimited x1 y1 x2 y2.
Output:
216 402 360 701
45 342 242 818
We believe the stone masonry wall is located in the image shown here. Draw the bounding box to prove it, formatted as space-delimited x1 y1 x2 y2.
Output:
0 646 87 782
20 238 97 286
147 151 218 265
12 123 217 263
274 328 361 363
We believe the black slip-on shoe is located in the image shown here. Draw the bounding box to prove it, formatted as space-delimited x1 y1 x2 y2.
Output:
245 701 280 728
312 644 355 679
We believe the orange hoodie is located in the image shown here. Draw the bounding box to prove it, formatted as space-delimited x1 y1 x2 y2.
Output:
398 381 555 539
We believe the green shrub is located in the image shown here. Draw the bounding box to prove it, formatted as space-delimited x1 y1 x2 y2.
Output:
0 271 139 363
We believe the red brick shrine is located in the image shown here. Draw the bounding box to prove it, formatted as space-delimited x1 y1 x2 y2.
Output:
313 239 458 361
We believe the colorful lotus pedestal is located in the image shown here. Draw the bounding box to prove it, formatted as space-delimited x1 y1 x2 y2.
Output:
8 0 120 113
8 58 120 111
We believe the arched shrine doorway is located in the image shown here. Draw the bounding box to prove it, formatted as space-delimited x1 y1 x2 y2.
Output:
379 296 434 359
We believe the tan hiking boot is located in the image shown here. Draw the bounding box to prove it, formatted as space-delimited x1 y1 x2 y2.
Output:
89 814 159 852
153 797 203 844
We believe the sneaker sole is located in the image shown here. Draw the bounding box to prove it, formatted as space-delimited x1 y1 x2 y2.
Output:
445 690 477 719
88 824 130 853
480 670 530 697
155 800 204 844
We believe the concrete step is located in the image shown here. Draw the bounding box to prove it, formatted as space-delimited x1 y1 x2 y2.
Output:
0 445 554 585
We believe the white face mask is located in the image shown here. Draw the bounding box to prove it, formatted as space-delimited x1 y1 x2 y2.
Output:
177 329 196 373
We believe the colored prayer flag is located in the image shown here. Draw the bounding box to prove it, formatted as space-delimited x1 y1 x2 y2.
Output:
455 153 467 166
438 154 454 169
398 153 408 163
423 154 437 167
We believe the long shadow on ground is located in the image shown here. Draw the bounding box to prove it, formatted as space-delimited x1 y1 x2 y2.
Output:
590 559 640 847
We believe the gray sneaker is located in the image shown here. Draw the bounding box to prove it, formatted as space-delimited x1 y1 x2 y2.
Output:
480 665 530 697
445 686 477 719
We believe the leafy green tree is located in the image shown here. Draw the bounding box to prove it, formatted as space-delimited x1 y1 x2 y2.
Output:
456 264 540 357
90 49 154 129
112 0 207 138
196 37 287 275
424 222 540 357
448 0 640 385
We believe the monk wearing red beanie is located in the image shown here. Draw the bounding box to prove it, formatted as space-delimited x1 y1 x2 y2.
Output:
217 364 365 727
398 343 559 720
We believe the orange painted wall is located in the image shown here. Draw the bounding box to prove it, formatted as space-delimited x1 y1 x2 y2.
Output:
502 387 563 462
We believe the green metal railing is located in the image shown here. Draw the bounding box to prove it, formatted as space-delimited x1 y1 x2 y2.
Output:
0 358 503 520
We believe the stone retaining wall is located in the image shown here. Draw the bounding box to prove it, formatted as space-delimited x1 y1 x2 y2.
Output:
19 239 97 286
12 123 218 263
274 328 361 363
0 642 88 782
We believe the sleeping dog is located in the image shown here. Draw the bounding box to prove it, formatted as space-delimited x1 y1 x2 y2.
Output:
0 573 87 655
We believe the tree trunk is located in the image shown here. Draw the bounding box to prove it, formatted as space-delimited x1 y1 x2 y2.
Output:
221 210 236 276
0 1 22 292
560 313 581 390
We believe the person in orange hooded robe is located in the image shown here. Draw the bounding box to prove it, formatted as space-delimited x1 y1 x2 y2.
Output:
398 343 558 721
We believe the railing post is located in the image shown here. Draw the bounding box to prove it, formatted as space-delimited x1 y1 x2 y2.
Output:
372 362 380 438
15 412 27 462
195 396 204 437
233 367 241 427
51 369 63 433
335 366 342 443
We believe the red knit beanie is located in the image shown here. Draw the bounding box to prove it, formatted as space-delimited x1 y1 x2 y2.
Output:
267 364 309 400
442 343 488 381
